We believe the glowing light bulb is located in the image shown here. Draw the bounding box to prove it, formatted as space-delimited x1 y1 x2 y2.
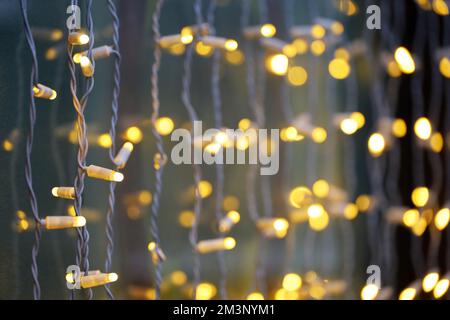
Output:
292 39 308 55
287 66 308 86
308 210 329 231
195 41 214 57
289 186 313 208
429 132 444 153
399 287 417 300
79 272 118 289
433 0 449 15
402 209 420 227
124 126 143 144
97 133 112 148
392 118 407 138
360 284 379 300
311 127 327 143
422 272 439 293
439 57 450 78
224 39 238 52
79 56 94 77
68 32 89 45
170 270 187 286
414 117 432 140
340 118 358 135
51 187 75 200
311 24 326 39
350 112 365 129
368 133 385 157
266 54 289 76
155 117 174 136
260 24 276 37
282 273 302 291
33 83 57 100
218 210 241 233
344 203 359 220
247 292 264 300
42 216 86 230
113 142 134 169
411 187 429 208
197 180 213 198
434 208 450 231
178 210 195 228
196 237 236 254
394 47 416 74
307 204 325 218
328 58 351 80
86 165 124 182
310 40 326 56
313 180 329 198
195 283 217 300
433 278 449 298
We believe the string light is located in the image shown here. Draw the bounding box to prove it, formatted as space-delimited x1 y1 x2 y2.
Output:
433 273 450 298
40 216 86 230
282 273 302 291
200 36 238 52
434 207 450 230
423 271 440 293
411 186 430 207
85 165 124 182
394 47 416 74
266 54 289 75
51 187 75 200
256 217 289 238
368 133 386 157
68 31 90 45
73 45 113 63
123 126 143 144
414 117 432 140
243 23 277 39
360 284 379 300
195 237 236 254
155 117 175 136
33 83 57 100
218 210 240 233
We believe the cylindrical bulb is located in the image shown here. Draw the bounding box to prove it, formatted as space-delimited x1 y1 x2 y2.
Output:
218 210 240 233
86 165 124 182
79 56 94 77
68 32 90 45
41 216 86 230
196 237 236 254
80 272 118 289
51 187 75 200
113 142 134 169
33 83 57 100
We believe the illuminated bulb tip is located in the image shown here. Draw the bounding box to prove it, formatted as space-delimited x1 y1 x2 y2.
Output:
196 237 236 254
79 34 90 45
260 24 276 38
394 46 415 74
113 172 124 182
86 165 124 182
108 273 119 282
33 83 57 100
80 272 118 288
422 272 440 293
51 187 75 200
42 216 86 230
361 284 379 300
68 32 90 45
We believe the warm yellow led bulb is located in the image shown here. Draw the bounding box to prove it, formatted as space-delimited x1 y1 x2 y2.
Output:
439 57 450 78
411 187 429 208
307 204 325 218
328 58 351 80
311 127 327 143
287 66 308 86
368 133 385 157
97 133 112 148
399 287 417 300
360 284 379 300
394 47 415 74
266 54 289 76
422 272 439 293
197 180 212 198
392 118 407 138
414 117 432 140
433 0 449 15
155 117 174 136
260 24 276 38
310 40 326 56
344 203 359 220
247 292 264 300
196 282 217 300
282 273 302 291
124 126 143 144
313 179 329 198
311 24 326 39
224 39 238 52
340 118 358 135
402 209 420 227
433 278 449 298
308 211 329 231
289 186 313 208
434 208 450 231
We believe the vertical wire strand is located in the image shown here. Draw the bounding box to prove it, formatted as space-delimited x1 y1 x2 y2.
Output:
149 0 166 300
104 0 122 300
19 0 42 300
207 0 228 300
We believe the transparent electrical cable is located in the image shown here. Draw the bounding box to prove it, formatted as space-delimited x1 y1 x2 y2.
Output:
104 0 122 300
148 0 166 300
19 0 43 300
206 0 228 299
182 0 204 299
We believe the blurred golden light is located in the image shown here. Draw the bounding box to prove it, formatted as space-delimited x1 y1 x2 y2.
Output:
273 218 289 238
196 41 214 57
292 39 308 54
433 0 449 15
223 195 240 211
168 43 186 56
387 60 402 78
334 47 350 61
313 179 329 198
402 209 420 227
155 117 174 136
196 282 217 300
97 133 112 148
309 284 326 300
3 139 13 151
414 117 432 140
287 66 308 86
439 57 450 78
433 278 449 298
394 47 416 74
399 287 417 300
224 39 238 52
311 24 326 39
368 133 385 157
198 180 213 198
331 22 344 35
289 186 312 208
329 58 351 80
350 112 365 129
392 118 407 138
310 40 326 56
411 187 429 208
311 127 327 143
225 50 244 65
344 203 359 220
308 210 329 231
422 272 439 293
178 210 195 228
247 292 264 300
266 54 289 76
360 284 379 300
282 273 302 291
260 24 277 38
434 208 450 231
340 118 358 135
124 126 143 144
412 217 428 236
308 204 325 218
238 118 252 131
430 132 444 153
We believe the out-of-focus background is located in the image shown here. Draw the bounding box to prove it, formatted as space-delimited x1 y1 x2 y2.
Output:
0 0 449 300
